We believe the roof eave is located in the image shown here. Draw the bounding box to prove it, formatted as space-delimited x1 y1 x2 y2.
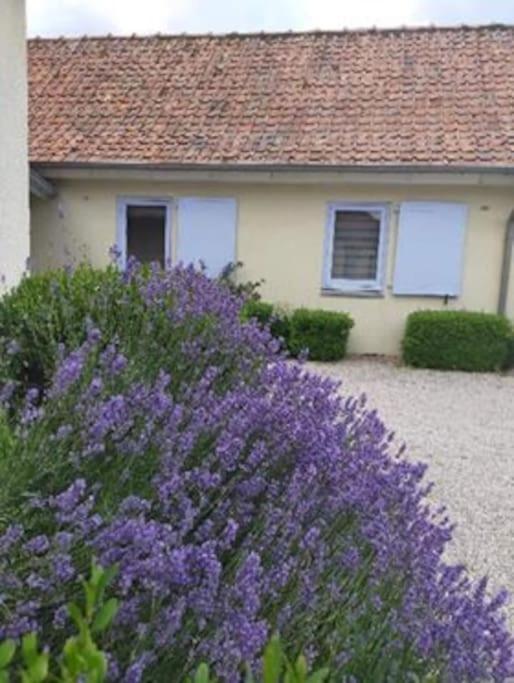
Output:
29 168 56 198
31 160 514 175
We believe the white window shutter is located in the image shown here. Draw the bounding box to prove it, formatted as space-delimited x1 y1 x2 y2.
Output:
393 202 468 296
177 198 237 277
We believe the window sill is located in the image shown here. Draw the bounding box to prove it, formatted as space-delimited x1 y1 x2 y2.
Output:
321 288 385 299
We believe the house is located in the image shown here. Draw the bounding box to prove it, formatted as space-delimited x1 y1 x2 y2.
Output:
28 25 514 355
0 0 30 291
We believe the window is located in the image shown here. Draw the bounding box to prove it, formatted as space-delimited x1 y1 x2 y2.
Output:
393 202 467 297
177 197 237 277
116 198 172 269
323 203 389 292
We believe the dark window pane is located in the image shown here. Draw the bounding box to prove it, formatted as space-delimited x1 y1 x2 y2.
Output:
126 205 166 267
331 210 380 280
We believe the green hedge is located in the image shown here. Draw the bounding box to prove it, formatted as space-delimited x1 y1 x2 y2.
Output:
289 308 354 361
402 310 513 372
506 333 514 369
0 265 124 392
242 302 354 361
241 300 290 346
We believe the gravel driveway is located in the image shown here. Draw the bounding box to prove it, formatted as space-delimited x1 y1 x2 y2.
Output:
310 358 514 623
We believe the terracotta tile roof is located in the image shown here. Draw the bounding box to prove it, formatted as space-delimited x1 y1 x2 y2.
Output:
28 25 514 168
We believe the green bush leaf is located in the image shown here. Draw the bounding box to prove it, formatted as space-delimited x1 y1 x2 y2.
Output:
92 598 119 633
67 603 85 630
27 652 49 683
289 308 353 361
193 662 211 683
263 635 283 683
21 633 38 666
95 564 118 606
306 668 330 683
295 654 308 681
83 648 107 680
402 310 513 372
0 641 16 670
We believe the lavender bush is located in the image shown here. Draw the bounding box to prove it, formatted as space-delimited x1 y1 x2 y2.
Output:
0 263 512 681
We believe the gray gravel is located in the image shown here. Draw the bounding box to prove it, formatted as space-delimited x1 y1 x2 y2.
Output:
309 357 514 623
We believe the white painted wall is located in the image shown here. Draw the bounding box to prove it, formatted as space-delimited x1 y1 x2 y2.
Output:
0 0 29 292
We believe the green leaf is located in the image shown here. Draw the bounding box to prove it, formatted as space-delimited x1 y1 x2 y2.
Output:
283 670 293 683
83 649 107 681
21 633 38 666
0 669 9 683
92 598 119 633
82 578 96 616
90 561 102 589
27 652 49 682
0 641 16 669
95 565 118 605
294 655 308 682
62 636 80 674
67 603 85 630
283 654 296 683
193 663 210 683
305 668 330 683
263 635 283 683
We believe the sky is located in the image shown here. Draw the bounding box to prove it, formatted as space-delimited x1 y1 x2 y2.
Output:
27 0 514 38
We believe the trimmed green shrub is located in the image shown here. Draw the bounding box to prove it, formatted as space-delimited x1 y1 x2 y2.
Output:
241 299 274 326
0 265 126 393
505 332 514 370
402 310 513 372
289 308 354 361
241 299 291 346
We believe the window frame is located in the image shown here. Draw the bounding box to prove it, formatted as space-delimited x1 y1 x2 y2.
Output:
116 196 173 269
322 202 390 293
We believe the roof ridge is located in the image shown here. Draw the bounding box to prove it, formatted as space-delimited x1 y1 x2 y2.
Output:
28 21 514 43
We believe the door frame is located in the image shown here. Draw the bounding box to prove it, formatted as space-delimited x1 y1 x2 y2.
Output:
115 196 173 269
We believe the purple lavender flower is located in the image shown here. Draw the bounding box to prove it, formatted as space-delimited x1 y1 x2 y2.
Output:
0 525 23 552
23 535 50 556
0 262 512 681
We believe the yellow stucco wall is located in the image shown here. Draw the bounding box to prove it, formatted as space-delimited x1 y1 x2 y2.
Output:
30 177 514 355
0 0 29 292
505 245 514 319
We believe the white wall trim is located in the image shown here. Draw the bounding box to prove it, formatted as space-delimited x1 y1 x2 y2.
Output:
116 196 173 269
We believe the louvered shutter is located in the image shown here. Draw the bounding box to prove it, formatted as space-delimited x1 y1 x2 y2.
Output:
393 202 467 296
177 198 237 277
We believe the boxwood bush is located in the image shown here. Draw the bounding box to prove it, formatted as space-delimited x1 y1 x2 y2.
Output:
403 310 513 372
289 308 354 361
241 300 290 347
506 332 514 370
0 265 126 394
